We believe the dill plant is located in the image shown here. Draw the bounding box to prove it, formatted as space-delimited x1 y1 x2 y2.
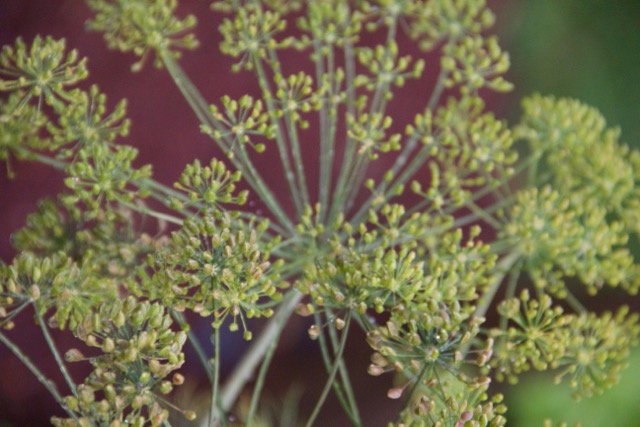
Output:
1 1 639 426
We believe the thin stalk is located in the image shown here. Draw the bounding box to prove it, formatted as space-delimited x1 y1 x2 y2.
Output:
31 152 66 169
245 325 279 426
285 113 311 208
0 300 31 329
498 267 522 333
266 48 311 210
350 134 422 225
253 57 305 215
312 311 356 425
171 309 214 383
326 315 361 426
399 362 431 415
209 327 223 427
341 150 370 215
304 310 352 427
160 50 295 235
220 289 302 411
450 196 513 230
315 43 330 218
0 330 78 420
563 290 588 314
118 200 184 226
474 251 522 321
464 199 502 229
427 66 448 111
35 307 76 396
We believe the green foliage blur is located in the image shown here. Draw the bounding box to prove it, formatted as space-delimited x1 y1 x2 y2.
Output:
500 1 640 148
501 3 640 425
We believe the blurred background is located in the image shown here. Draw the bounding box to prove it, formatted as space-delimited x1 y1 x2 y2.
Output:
1 1 639 425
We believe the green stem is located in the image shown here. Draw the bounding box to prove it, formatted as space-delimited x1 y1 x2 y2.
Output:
350 134 422 225
35 307 77 397
0 330 78 420
326 314 361 426
267 48 311 210
312 311 355 424
220 289 302 411
498 267 522 332
427 65 448 111
304 310 352 427
0 300 31 329
160 49 295 236
171 309 214 383
253 56 305 215
118 200 184 225
563 289 588 314
245 325 279 426
315 40 332 222
474 251 522 321
399 362 431 416
209 327 224 427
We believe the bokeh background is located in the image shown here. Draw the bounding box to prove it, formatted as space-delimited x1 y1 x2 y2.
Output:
1 1 639 425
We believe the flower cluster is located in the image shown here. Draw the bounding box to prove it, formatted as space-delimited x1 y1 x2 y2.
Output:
49 85 130 157
492 291 640 399
296 0 362 48
501 186 639 296
408 96 517 210
0 251 119 330
347 113 401 159
0 93 48 176
218 5 295 71
1 0 639 426
393 382 506 427
354 41 425 96
150 213 283 340
170 158 249 211
202 95 275 155
63 143 152 216
0 35 88 109
442 35 512 93
52 297 193 426
85 0 199 71
517 94 640 235
410 0 495 50
12 198 162 280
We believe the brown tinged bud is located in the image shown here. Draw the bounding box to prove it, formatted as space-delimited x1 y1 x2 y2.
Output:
368 364 384 376
172 373 185 385
387 386 404 399
308 325 320 340
64 348 85 362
